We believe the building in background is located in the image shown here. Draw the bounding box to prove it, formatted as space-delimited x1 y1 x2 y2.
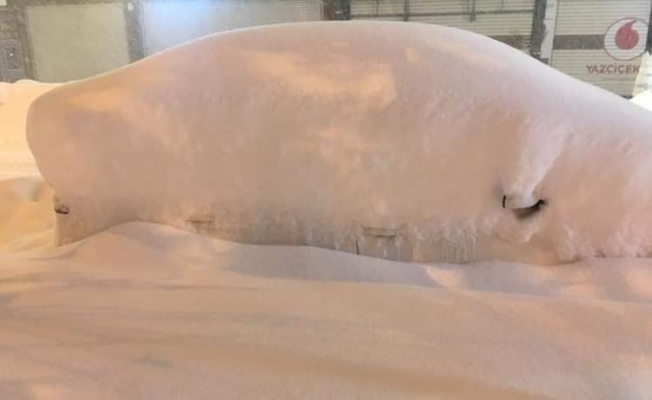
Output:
549 0 651 96
0 3 30 82
0 0 651 97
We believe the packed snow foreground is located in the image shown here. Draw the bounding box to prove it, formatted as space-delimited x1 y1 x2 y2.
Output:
26 21 652 264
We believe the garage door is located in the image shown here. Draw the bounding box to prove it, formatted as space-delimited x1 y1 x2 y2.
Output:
26 3 130 82
350 0 537 53
142 0 324 55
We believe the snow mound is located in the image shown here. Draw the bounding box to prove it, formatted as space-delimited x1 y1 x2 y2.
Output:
2 220 652 399
26 21 652 264
0 80 60 178
0 176 55 251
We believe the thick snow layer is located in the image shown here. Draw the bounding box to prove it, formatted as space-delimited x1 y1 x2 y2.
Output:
0 81 58 250
0 80 60 179
0 176 55 251
1 219 652 400
27 21 652 264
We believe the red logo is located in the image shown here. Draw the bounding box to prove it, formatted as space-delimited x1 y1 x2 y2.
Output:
604 18 648 60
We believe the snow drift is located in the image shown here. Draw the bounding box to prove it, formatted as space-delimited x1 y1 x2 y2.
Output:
0 80 60 179
0 176 55 251
26 21 652 264
3 219 652 400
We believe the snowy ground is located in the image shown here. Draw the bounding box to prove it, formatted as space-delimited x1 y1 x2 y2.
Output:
2 81 652 399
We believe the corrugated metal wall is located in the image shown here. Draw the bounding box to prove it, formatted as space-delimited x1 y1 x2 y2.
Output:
555 0 649 34
25 3 131 82
142 0 323 55
551 0 651 96
4 0 652 97
350 0 536 52
0 9 28 82
349 0 652 96
351 0 533 16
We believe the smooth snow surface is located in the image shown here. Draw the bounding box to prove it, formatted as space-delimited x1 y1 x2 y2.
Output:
0 176 54 251
27 22 652 264
0 81 58 251
2 222 652 400
3 75 652 400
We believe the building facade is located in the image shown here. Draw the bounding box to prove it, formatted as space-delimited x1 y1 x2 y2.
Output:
1 0 651 96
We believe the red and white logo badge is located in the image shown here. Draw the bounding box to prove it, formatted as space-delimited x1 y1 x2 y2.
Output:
604 18 648 61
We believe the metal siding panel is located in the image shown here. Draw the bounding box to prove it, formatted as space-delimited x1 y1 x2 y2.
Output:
350 0 403 15
0 40 26 82
551 0 651 96
556 0 651 35
143 0 323 55
408 0 468 14
551 50 641 95
351 0 534 16
0 11 19 41
350 0 534 52
410 0 534 14
411 12 533 36
26 3 130 82
361 16 404 21
478 0 534 12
